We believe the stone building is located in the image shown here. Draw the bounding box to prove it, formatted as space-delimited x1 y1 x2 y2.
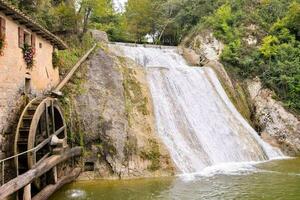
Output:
0 0 67 159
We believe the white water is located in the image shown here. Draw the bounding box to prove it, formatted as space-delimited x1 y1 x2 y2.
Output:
112 43 283 174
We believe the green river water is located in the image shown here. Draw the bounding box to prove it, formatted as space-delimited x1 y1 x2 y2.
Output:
51 158 300 200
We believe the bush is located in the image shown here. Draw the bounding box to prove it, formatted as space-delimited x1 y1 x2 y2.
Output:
205 1 300 113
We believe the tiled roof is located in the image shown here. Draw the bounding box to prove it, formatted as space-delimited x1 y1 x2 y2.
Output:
0 0 68 50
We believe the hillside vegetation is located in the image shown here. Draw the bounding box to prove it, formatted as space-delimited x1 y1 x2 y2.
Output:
8 0 300 113
121 0 300 114
202 1 300 113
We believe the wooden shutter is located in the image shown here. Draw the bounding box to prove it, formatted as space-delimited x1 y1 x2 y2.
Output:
31 34 36 50
0 17 6 38
18 27 24 48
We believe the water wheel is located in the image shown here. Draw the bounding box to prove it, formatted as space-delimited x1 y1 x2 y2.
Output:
14 97 67 191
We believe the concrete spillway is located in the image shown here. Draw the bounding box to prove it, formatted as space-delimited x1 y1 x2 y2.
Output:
112 43 282 174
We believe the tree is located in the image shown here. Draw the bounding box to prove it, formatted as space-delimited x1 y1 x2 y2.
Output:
124 0 153 42
77 0 111 40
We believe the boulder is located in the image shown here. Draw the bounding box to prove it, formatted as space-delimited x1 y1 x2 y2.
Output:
247 78 300 156
90 29 109 43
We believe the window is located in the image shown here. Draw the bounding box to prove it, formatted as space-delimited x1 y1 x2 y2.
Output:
18 27 36 49
0 17 6 38
18 27 24 48
31 34 36 49
24 31 31 45
25 77 31 95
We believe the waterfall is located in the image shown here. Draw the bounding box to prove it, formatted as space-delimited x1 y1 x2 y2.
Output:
112 43 282 174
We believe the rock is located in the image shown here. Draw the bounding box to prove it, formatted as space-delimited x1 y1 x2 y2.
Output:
90 29 109 43
183 30 224 61
182 29 300 156
181 30 253 122
247 78 300 156
72 45 175 179
75 48 127 175
179 48 202 66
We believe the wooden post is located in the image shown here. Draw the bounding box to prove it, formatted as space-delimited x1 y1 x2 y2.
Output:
1 161 4 185
16 156 19 176
51 101 55 134
45 103 50 137
53 166 57 184
32 168 81 200
23 184 31 200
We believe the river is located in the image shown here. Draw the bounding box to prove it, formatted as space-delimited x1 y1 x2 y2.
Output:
51 158 300 200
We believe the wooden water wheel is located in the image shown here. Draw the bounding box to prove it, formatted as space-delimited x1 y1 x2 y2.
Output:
14 97 67 191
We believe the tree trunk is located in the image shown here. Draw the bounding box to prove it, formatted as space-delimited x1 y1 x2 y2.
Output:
80 7 92 41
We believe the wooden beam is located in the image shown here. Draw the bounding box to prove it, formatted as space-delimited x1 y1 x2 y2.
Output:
0 147 82 199
32 168 81 200
53 44 97 93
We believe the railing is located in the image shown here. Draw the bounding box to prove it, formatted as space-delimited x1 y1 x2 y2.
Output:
0 147 35 186
0 125 65 186
0 147 82 200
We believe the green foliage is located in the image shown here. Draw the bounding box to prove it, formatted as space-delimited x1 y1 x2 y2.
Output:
259 36 280 58
51 2 79 33
206 4 239 42
140 139 161 171
124 0 153 42
52 50 60 69
260 38 300 111
204 0 300 113
90 6 130 42
121 65 149 126
124 136 138 159
96 140 117 158
9 0 300 113
55 34 95 75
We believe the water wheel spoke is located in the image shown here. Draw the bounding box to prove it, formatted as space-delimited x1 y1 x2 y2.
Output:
35 136 52 152
51 101 55 135
33 152 50 168
45 103 50 137
55 125 66 136
14 97 67 192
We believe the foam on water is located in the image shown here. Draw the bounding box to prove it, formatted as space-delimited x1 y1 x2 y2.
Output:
66 189 86 199
111 43 283 176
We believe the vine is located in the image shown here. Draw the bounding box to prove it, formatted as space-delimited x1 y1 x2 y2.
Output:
22 43 35 69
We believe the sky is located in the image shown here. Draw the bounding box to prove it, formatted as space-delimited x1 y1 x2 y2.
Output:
113 0 127 11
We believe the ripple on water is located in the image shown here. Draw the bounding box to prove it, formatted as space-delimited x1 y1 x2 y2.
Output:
66 189 87 199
